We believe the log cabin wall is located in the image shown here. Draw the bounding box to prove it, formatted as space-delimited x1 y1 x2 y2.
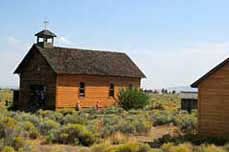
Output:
18 49 56 109
198 62 229 136
56 74 141 108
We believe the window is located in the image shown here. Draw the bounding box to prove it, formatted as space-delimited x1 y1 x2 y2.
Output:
109 83 114 97
129 84 133 89
79 82 85 97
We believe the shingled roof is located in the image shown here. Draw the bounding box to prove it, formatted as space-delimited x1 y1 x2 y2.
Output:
14 44 146 78
35 30 56 38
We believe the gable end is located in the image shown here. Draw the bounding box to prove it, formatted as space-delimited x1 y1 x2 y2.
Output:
191 57 229 88
14 44 56 74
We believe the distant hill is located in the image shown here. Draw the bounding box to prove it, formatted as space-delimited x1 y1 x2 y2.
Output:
144 86 197 94
1 85 197 93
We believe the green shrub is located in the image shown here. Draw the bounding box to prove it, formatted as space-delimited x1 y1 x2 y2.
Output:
118 88 150 110
47 123 95 146
198 144 226 152
63 112 89 125
22 121 34 131
99 113 152 137
1 146 15 152
21 121 39 139
91 143 152 152
103 106 125 114
134 120 152 134
0 116 23 144
36 110 63 122
63 113 80 124
0 116 17 129
0 136 28 151
152 111 175 126
107 143 151 152
81 107 97 114
58 108 76 116
11 137 25 151
99 115 121 137
174 113 197 134
40 119 60 135
119 120 136 135
13 112 41 128
100 115 135 137
0 115 31 151
150 134 229 148
145 101 164 111
161 143 192 152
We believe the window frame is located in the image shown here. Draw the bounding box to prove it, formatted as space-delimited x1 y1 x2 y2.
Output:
109 83 115 97
79 82 85 97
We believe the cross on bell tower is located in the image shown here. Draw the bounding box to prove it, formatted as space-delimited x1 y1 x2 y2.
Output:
44 20 49 29
35 21 56 48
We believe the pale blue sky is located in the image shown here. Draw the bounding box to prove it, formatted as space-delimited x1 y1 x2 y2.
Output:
1 0 229 89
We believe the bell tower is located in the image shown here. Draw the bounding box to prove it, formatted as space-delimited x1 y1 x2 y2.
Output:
35 26 56 48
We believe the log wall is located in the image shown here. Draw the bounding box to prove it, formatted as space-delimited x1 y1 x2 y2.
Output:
56 74 141 108
18 49 56 109
198 62 229 136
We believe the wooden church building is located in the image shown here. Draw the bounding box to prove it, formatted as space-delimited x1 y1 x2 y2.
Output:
191 58 229 136
14 29 145 110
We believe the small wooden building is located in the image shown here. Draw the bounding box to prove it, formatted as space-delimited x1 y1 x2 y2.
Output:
179 91 197 113
191 58 229 136
14 29 146 110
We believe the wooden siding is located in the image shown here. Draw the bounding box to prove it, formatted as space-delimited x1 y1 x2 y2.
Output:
56 75 141 108
18 49 56 109
198 61 229 136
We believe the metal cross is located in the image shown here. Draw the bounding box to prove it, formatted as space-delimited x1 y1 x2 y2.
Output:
44 20 49 29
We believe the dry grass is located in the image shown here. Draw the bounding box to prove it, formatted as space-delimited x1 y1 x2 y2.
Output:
0 89 13 103
106 132 138 145
29 139 89 152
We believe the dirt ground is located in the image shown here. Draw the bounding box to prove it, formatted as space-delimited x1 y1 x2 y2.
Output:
136 124 178 143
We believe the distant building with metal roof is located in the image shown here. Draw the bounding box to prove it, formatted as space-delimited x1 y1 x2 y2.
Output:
179 91 198 113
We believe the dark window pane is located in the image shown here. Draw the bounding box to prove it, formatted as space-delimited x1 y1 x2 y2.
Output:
80 82 85 97
80 82 85 88
109 83 114 97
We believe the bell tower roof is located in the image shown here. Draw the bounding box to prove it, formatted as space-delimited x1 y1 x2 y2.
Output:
35 29 56 38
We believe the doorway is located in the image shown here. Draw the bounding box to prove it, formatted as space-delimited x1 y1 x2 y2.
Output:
30 85 47 107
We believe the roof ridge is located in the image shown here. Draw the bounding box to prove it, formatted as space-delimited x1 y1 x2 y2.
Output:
17 44 146 78
191 57 229 88
53 46 125 54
